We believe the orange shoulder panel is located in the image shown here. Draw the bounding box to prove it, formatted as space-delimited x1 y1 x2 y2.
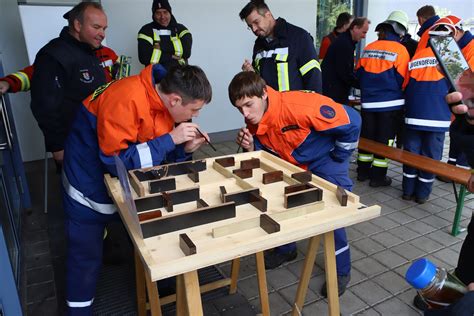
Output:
408 47 444 82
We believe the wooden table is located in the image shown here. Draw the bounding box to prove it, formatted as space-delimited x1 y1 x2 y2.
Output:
104 151 380 315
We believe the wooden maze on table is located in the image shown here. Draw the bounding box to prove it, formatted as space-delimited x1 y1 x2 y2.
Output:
105 150 379 282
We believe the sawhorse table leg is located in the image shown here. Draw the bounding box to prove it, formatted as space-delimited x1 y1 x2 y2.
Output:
292 232 340 316
292 235 321 316
229 258 240 294
176 270 203 316
134 250 147 316
255 251 271 316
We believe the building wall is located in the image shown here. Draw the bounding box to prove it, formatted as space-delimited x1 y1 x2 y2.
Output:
0 0 41 162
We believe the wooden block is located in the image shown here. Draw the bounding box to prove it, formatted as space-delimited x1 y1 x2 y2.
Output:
135 195 164 212
179 233 196 256
141 202 236 238
291 171 312 183
197 198 209 208
149 177 176 194
215 157 235 167
219 186 227 202
162 192 173 212
167 187 200 204
260 214 280 234
223 188 260 206
336 186 348 207
187 171 199 183
233 168 252 178
240 158 260 169
138 210 162 222
284 187 323 208
249 191 267 212
129 171 146 197
284 183 315 195
262 170 283 184
166 160 207 176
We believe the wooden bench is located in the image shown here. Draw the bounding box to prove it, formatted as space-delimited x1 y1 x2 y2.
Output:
358 137 471 236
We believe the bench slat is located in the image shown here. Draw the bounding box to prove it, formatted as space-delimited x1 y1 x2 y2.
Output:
358 138 470 186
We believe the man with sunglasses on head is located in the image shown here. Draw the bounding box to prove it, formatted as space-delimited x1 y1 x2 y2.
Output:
239 0 322 93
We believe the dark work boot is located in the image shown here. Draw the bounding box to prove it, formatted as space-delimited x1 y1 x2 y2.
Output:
321 274 351 297
369 176 392 187
264 249 298 269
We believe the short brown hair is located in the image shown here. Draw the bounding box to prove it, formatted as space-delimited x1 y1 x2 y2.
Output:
416 5 436 20
228 72 266 106
239 0 270 20
66 2 103 27
349 17 370 30
160 65 212 104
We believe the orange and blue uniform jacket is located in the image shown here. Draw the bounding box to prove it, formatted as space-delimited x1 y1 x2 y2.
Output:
252 18 322 93
404 46 451 132
0 46 118 93
249 86 361 190
459 31 474 69
415 15 440 53
356 33 410 112
62 64 189 215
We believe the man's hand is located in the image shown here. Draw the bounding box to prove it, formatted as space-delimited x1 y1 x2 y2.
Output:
241 59 255 72
169 122 201 145
184 129 208 153
52 150 64 164
447 91 474 125
237 127 254 151
0 80 10 95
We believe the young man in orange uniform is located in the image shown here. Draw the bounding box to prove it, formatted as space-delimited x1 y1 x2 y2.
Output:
228 71 361 296
61 64 212 315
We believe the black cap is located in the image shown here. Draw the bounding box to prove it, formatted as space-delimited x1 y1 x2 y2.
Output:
152 0 172 14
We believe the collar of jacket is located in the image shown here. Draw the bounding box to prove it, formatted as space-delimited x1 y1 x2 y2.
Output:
59 26 96 54
417 15 439 37
271 17 288 39
384 31 402 42
140 64 167 112
254 86 282 136
152 15 178 30
342 30 357 46
458 31 473 50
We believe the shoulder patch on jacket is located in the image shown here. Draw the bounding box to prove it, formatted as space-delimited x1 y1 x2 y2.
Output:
320 105 336 119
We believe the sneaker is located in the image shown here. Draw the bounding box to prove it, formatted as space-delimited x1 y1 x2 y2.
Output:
413 293 428 311
357 174 369 182
264 249 298 269
415 196 428 204
369 176 392 187
402 194 414 201
320 274 351 297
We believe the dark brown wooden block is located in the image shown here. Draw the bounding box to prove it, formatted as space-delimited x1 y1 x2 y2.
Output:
336 186 348 207
233 168 252 178
260 214 280 234
284 183 315 195
223 188 260 206
197 198 209 208
284 187 323 208
162 192 173 212
249 191 267 212
291 171 312 183
240 158 260 169
134 160 206 181
179 233 196 256
138 210 162 222
141 202 236 238
149 177 176 194
135 195 164 212
262 170 283 184
187 171 199 183
215 157 235 167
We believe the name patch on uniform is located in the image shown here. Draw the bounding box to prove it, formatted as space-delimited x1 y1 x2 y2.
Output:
80 69 94 84
361 49 397 62
281 125 300 133
320 105 335 119
409 57 438 70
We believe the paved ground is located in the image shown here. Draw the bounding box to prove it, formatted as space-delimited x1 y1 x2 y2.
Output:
21 138 472 315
